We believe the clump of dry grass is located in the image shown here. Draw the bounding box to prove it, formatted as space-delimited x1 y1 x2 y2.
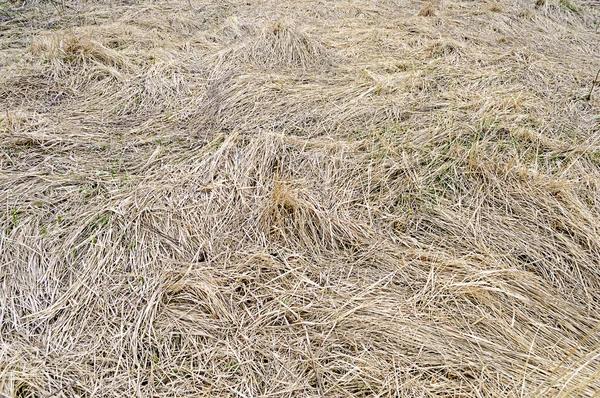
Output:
215 20 335 72
418 2 436 17
1 0 600 397
30 33 126 70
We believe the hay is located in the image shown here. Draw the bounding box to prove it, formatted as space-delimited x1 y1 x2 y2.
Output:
1 0 600 397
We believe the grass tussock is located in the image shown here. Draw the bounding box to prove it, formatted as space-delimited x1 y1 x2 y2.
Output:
30 33 126 70
215 20 335 72
1 0 600 397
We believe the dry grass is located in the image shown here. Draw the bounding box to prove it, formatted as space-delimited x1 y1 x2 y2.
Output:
1 0 600 396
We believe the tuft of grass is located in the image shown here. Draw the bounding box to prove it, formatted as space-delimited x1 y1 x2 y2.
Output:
559 0 580 13
418 3 435 17
10 208 18 227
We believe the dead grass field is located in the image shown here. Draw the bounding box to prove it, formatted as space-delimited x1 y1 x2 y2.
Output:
1 0 600 396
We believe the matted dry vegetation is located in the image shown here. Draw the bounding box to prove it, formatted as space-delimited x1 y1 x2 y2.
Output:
1 0 600 396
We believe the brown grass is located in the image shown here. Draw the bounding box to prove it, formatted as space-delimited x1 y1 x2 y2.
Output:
1 0 600 397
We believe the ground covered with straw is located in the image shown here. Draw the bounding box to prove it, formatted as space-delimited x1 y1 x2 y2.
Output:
1 0 600 396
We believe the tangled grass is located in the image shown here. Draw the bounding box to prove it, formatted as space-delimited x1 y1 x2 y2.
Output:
1 0 600 396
